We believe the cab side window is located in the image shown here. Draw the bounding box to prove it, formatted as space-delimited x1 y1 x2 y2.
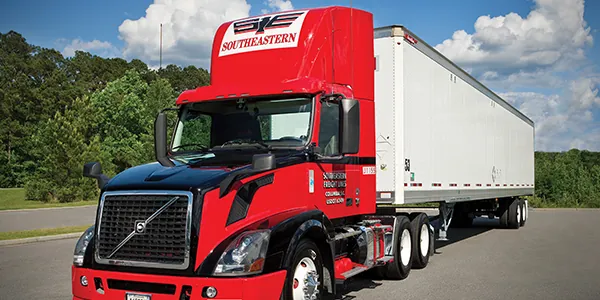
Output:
318 101 340 156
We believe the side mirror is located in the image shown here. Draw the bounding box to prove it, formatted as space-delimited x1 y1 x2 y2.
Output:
155 112 175 167
340 99 360 154
252 153 276 172
83 162 110 189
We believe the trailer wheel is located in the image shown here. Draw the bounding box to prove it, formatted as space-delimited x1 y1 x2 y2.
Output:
384 215 413 280
524 199 529 224
519 199 527 227
499 199 508 228
409 213 432 269
507 198 520 229
286 239 324 300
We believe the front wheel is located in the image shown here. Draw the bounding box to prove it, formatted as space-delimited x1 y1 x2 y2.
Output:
286 239 324 300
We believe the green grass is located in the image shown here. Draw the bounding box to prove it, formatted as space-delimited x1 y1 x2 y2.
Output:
0 225 92 241
0 188 96 211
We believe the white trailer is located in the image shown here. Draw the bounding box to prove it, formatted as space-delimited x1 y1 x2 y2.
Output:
373 25 534 235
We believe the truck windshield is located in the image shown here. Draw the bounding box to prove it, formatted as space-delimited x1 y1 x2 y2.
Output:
170 96 313 156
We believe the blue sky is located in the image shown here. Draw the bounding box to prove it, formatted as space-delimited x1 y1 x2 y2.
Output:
2 0 600 151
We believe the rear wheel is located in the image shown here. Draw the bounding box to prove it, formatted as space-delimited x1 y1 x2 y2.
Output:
409 213 432 269
286 239 324 300
519 198 527 227
383 215 413 279
507 198 521 229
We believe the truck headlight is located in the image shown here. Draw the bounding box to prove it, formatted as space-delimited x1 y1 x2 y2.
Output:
213 229 270 276
73 225 94 267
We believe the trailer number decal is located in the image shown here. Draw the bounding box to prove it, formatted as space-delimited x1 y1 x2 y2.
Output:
404 159 410 171
362 166 376 175
219 10 309 57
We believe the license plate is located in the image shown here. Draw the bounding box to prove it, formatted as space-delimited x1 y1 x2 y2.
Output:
126 293 151 300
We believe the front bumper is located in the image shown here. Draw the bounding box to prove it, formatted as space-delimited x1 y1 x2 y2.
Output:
71 266 287 300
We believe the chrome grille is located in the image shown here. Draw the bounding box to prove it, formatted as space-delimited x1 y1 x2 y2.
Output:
95 191 193 270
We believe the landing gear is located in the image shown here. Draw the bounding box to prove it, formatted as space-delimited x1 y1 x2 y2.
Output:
437 202 454 241
287 239 324 300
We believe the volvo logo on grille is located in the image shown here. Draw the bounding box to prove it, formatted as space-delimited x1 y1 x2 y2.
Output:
135 221 146 233
105 196 181 259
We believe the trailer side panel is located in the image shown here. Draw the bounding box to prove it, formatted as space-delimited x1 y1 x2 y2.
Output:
374 26 535 205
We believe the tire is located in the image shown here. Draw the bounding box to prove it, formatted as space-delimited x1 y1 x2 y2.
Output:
519 198 527 227
383 215 413 280
507 198 520 229
285 239 324 300
409 213 432 269
499 199 509 228
525 199 529 223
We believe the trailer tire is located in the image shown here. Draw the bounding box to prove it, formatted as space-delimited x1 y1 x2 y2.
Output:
384 215 413 280
519 198 527 227
507 198 520 229
409 213 432 269
285 239 324 300
499 199 509 228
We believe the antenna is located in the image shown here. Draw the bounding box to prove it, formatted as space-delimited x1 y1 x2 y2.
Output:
160 23 163 69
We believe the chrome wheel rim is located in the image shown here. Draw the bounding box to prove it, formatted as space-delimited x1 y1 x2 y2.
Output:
400 228 412 266
292 250 320 300
420 223 429 257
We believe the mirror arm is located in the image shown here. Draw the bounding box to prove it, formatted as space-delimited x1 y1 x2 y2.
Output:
96 174 110 190
83 162 111 190
155 112 175 167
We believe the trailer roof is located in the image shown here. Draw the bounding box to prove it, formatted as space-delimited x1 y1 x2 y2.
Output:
374 25 534 127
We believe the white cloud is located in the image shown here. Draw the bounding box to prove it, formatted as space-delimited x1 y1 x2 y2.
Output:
264 0 294 12
500 76 600 151
118 0 252 68
435 0 599 151
481 69 564 90
119 0 300 68
61 39 121 58
435 0 593 75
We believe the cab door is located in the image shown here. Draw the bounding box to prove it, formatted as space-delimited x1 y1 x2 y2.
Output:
312 98 361 219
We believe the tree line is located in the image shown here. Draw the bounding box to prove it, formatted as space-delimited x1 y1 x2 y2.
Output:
1 31 600 207
0 31 209 201
531 150 600 208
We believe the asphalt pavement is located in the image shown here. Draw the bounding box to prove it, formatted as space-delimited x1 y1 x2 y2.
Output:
0 205 97 232
1 210 599 300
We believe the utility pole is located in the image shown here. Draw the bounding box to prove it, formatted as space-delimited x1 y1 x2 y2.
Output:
160 23 163 69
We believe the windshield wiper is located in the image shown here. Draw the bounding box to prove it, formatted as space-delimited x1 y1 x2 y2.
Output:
218 139 271 149
171 143 210 152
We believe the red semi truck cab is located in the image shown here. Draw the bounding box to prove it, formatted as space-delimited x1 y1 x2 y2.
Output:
72 6 432 300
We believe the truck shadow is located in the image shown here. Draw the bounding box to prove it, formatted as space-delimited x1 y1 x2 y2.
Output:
434 217 499 251
335 217 501 299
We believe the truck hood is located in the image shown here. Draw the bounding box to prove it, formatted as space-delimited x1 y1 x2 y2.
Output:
103 162 241 192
